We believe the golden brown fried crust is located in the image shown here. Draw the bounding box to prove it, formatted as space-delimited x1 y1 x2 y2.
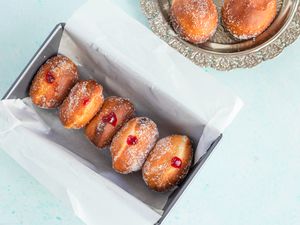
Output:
222 0 277 39
110 117 159 174
142 135 193 192
170 0 218 44
29 55 78 109
85 96 135 149
59 80 104 129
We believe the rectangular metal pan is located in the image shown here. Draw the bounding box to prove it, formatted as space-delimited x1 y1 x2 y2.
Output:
2 23 222 225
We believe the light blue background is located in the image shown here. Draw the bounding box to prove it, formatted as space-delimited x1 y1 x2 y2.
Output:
0 1 300 225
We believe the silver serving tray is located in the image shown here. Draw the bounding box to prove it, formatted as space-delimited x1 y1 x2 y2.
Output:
140 0 300 70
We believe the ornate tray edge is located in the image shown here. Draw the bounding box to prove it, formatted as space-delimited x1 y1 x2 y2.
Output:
140 0 300 71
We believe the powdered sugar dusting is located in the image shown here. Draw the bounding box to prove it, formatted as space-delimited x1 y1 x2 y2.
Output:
64 81 88 117
59 80 103 128
170 0 218 44
142 135 193 192
111 117 159 174
222 0 277 40
143 137 172 186
86 96 135 148
29 55 78 108
175 0 210 18
95 97 134 134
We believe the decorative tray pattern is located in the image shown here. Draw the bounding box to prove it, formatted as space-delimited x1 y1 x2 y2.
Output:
140 0 300 70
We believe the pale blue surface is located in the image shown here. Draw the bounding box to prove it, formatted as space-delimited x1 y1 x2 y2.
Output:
1 1 300 225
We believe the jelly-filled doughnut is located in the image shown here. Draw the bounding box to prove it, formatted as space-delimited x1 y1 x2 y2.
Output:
59 80 104 129
85 97 135 148
222 0 277 40
143 135 193 192
29 55 78 108
110 117 159 174
170 0 218 44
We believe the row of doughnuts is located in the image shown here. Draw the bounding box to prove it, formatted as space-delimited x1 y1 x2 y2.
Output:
170 0 277 44
29 55 193 192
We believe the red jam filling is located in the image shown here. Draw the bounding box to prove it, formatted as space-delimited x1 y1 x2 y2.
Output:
45 71 55 83
127 135 138 145
83 98 90 106
171 156 182 169
102 112 117 127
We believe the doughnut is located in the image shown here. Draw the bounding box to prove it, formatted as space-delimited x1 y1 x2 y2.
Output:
142 135 193 192
110 117 159 174
85 97 135 148
222 0 277 40
170 0 218 44
29 55 78 108
59 80 104 129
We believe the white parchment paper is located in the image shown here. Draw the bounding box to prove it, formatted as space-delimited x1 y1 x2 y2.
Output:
0 0 243 224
